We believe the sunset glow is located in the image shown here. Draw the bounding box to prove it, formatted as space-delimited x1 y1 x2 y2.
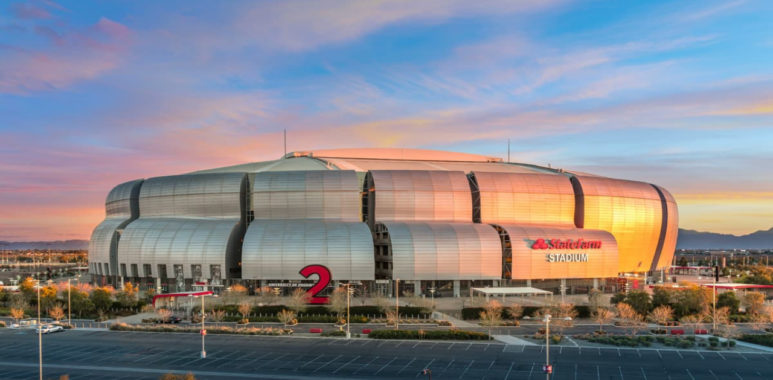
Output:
1 0 772 240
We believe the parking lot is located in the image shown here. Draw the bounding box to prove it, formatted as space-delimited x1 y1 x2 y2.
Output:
1 329 772 379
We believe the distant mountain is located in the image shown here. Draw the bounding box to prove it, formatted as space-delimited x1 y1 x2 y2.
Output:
676 228 773 250
0 240 89 250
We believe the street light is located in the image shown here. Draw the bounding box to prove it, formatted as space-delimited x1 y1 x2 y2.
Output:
429 287 436 309
67 278 71 327
34 279 43 380
341 283 356 339
543 314 552 379
395 278 400 331
192 291 214 359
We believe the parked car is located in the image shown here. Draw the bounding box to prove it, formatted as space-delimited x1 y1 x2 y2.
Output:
169 316 182 324
36 324 64 334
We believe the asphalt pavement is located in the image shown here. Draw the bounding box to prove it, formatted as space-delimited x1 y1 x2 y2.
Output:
1 329 772 380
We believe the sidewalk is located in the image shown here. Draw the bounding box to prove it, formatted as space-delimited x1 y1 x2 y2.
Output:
491 335 537 345
433 311 477 328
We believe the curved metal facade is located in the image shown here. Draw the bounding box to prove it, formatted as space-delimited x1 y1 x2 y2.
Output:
367 170 472 224
654 185 679 270
380 222 501 280
117 218 241 279
573 176 663 273
252 170 360 221
472 172 575 226
139 172 245 219
88 179 143 276
242 220 374 280
497 224 619 280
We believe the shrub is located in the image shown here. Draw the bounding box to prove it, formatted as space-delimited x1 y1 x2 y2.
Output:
0 321 5 328
321 330 347 337
368 329 489 340
739 334 773 347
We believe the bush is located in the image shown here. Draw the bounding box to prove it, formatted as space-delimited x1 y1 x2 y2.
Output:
320 330 347 337
368 329 489 340
739 334 773 347
0 321 5 328
110 322 292 335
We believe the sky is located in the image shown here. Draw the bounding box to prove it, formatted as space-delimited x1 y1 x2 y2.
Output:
1 0 772 241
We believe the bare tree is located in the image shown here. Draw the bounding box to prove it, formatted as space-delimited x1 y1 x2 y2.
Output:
648 305 673 333
10 308 24 323
277 309 296 327
588 289 604 310
680 314 700 336
49 306 65 322
508 303 523 326
593 308 615 333
287 288 310 313
714 306 738 338
209 310 225 326
553 303 578 335
616 302 645 336
328 287 347 318
156 308 173 324
479 300 503 339
743 291 765 315
238 301 252 323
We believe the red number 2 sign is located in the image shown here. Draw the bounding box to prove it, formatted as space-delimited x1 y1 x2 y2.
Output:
299 264 331 304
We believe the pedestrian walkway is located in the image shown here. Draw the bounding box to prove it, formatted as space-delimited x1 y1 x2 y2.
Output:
433 311 477 328
491 335 537 346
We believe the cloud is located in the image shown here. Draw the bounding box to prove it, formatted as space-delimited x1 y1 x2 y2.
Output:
0 17 131 94
10 2 53 20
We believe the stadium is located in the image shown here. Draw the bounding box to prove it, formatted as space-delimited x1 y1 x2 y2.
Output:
89 148 678 297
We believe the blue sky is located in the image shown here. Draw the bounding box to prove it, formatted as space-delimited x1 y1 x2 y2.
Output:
1 0 772 240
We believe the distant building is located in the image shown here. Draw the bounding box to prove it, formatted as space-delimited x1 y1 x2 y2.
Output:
89 148 678 296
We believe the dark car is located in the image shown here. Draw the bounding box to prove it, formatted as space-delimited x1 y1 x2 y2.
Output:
169 316 182 324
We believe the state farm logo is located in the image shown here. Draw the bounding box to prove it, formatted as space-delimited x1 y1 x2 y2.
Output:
529 238 602 250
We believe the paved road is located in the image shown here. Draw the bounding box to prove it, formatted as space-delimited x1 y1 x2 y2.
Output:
1 329 772 380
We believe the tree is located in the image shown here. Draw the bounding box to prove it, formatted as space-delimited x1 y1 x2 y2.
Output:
649 305 674 333
553 303 578 335
10 308 25 323
714 306 738 338
651 288 672 309
40 285 58 311
588 289 603 310
209 310 225 326
90 287 114 314
680 314 700 335
238 301 252 322
508 303 523 326
717 291 740 314
616 302 645 336
593 308 615 333
328 287 347 318
255 286 278 306
677 256 688 267
277 309 296 327
743 291 765 316
115 282 138 307
479 300 502 339
622 291 651 316
19 277 36 303
69 288 94 318
49 306 65 321
156 308 173 323
373 295 392 314
672 285 711 318
287 288 310 313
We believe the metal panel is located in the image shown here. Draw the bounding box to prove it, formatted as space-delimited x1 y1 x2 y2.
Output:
370 170 472 222
575 176 662 273
655 185 679 270
381 222 501 280
473 172 575 225
252 170 360 221
118 218 240 280
89 179 143 276
498 224 619 280
241 220 375 280
139 173 245 218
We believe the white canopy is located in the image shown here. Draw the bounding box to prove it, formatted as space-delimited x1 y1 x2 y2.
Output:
472 286 553 296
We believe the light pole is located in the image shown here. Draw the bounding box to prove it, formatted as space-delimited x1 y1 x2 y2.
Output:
343 283 355 339
200 294 206 358
395 278 400 331
67 278 71 327
429 287 436 308
36 280 43 380
544 314 552 379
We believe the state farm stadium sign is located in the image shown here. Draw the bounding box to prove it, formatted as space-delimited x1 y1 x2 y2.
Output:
529 238 603 263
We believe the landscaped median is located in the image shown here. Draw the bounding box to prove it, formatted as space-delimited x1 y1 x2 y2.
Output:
739 334 773 347
367 329 489 340
110 322 293 336
575 334 737 349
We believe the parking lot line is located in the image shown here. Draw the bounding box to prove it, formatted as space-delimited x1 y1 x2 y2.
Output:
618 366 624 380
297 354 324 370
414 359 435 378
657 350 663 360
465 343 472 351
596 365 600 380
696 351 704 360
374 357 397 376
734 371 743 379
685 368 696 380
443 359 455 371
640 367 648 380
503 362 514 380
332 355 360 374
311 354 342 373
458 360 474 379
676 350 684 359
352 355 379 375
447 343 455 351
708 369 719 380
397 358 416 374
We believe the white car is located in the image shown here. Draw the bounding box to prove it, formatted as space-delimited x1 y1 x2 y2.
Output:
36 324 64 334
